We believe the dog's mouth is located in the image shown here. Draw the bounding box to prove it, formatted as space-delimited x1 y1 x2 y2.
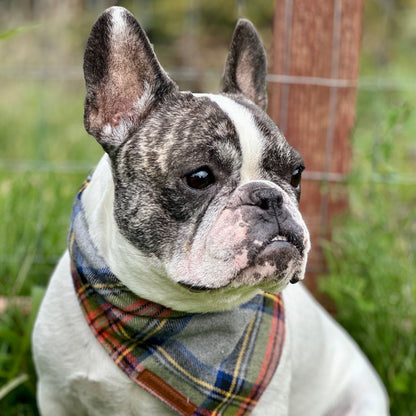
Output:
268 232 304 257
271 235 288 243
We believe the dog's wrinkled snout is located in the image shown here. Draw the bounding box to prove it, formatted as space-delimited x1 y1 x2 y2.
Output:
249 188 283 211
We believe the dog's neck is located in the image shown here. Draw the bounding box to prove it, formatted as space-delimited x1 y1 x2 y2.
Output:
81 155 264 313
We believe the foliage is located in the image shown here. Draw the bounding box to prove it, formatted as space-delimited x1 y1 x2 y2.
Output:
0 82 100 414
320 103 416 415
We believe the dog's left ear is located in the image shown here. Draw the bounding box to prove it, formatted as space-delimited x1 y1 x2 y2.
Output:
221 19 268 111
83 6 177 152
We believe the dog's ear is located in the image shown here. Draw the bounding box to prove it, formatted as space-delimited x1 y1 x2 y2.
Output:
221 19 268 111
83 6 177 151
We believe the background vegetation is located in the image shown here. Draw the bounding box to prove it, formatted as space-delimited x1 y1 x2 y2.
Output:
0 0 415 414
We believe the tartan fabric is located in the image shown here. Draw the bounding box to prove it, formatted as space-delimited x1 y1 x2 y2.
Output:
68 179 286 416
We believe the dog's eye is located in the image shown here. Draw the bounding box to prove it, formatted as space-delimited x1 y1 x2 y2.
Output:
290 165 304 189
185 167 215 190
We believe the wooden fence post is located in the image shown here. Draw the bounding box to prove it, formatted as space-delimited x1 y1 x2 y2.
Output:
268 0 364 290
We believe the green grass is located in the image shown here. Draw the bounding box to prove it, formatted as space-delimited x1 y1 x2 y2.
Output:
319 91 416 414
0 82 101 295
0 287 44 415
0 81 101 414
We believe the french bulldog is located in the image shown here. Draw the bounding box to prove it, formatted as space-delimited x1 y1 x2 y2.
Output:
32 6 389 416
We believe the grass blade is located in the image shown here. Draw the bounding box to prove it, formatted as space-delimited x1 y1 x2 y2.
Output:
0 374 29 401
0 25 40 40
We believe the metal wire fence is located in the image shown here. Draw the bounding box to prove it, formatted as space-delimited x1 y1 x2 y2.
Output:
0 68 415 185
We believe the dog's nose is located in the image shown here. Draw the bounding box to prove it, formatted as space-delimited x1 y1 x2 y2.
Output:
249 188 283 211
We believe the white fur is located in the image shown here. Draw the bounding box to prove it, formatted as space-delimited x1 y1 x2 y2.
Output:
109 6 126 34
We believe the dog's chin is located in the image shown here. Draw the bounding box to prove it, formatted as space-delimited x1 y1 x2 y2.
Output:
178 241 304 295
229 241 300 288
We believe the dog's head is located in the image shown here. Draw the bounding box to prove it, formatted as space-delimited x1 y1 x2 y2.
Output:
83 7 310 308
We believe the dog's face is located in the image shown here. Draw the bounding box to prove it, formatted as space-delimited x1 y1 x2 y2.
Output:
83 7 310 297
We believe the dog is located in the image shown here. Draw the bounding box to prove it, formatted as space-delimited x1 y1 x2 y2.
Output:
32 7 389 416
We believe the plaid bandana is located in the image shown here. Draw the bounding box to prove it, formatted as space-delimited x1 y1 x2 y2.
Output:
69 179 285 416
